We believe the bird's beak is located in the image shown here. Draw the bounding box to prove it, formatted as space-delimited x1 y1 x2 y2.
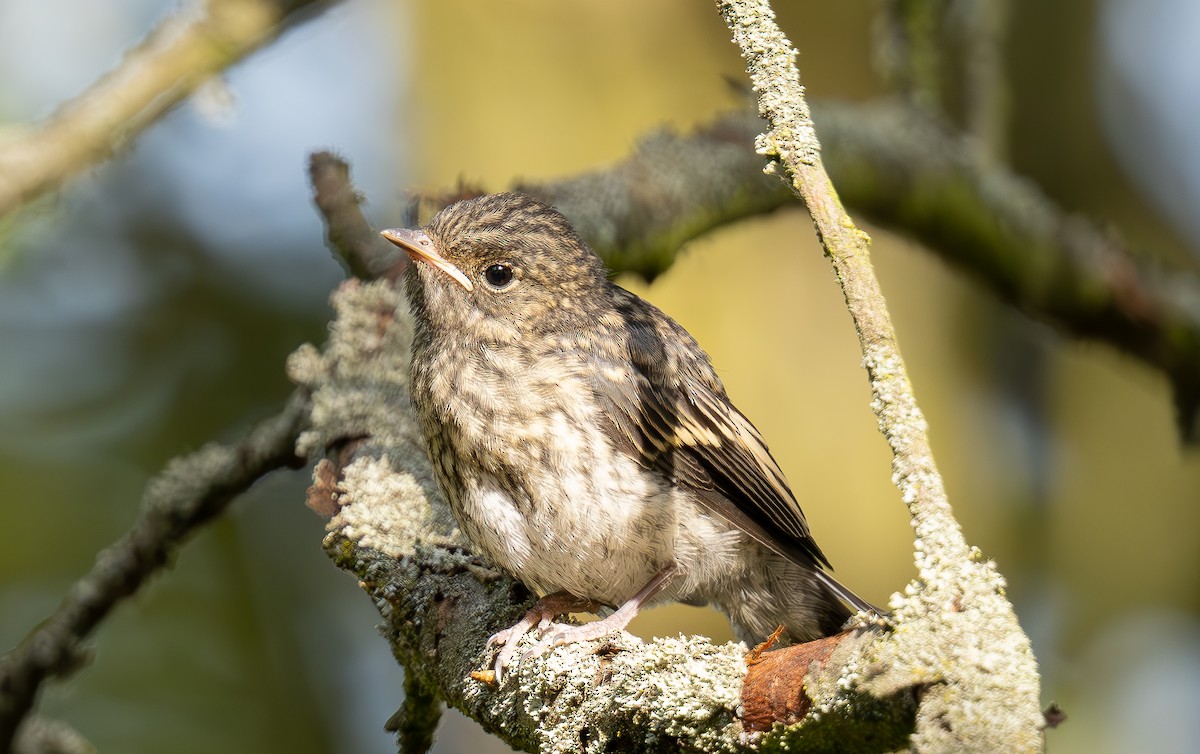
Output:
380 228 474 291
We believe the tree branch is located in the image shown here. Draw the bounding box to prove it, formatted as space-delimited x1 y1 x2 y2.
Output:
873 0 951 111
305 141 1189 749
807 101 1200 441
493 104 1200 440
0 0 337 219
289 273 916 753
511 118 795 281
308 151 407 280
717 0 1042 751
0 393 310 752
955 0 1011 157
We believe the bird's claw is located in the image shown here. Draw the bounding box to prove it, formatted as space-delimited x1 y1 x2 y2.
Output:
489 631 526 681
523 623 596 661
487 620 578 680
485 625 519 650
486 619 542 681
484 591 600 683
520 619 646 666
482 581 661 681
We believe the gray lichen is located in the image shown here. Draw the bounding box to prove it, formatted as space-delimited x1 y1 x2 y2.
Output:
294 217 1043 752
717 0 1045 750
290 280 757 753
287 279 461 555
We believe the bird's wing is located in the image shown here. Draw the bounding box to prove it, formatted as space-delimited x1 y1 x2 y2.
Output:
592 289 833 571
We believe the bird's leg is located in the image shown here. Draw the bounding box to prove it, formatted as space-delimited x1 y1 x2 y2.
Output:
488 591 600 680
524 564 679 661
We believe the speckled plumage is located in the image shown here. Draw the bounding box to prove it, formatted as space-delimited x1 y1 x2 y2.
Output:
385 192 866 674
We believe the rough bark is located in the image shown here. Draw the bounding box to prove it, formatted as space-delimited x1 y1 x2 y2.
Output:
717 0 1044 750
291 278 919 753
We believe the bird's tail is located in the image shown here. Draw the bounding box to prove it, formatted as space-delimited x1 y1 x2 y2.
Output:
813 567 878 617
718 554 880 644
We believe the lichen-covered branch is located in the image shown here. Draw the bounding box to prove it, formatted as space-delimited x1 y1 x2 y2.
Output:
816 101 1200 441
717 0 1043 750
0 393 309 752
512 119 795 281
289 274 916 753
0 0 337 219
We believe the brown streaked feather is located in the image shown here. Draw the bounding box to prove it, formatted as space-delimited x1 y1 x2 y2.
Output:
593 288 835 572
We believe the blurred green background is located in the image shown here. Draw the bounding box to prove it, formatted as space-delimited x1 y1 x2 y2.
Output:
2 1 1199 752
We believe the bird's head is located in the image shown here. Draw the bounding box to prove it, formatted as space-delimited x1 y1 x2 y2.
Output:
382 193 610 341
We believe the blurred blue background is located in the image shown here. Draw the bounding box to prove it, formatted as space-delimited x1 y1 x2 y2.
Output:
2 1 1199 752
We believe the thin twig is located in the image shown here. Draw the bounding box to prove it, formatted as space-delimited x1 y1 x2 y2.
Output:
0 0 337 219
308 151 403 279
956 0 1010 158
718 0 968 607
874 0 951 110
0 393 309 750
717 1 1044 750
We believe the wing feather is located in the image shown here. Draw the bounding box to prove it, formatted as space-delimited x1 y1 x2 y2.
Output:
592 289 834 571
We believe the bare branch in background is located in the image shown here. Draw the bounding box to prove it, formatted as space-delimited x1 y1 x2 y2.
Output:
874 0 1011 159
0 394 309 752
873 0 952 111
386 101 1200 440
0 0 338 219
814 102 1200 441
954 0 1011 157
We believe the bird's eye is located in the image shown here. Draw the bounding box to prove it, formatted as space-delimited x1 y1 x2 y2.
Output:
483 263 515 290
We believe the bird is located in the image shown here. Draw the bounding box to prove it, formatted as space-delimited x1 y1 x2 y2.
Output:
381 192 871 680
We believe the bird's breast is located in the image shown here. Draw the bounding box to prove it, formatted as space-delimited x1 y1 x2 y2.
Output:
411 338 679 603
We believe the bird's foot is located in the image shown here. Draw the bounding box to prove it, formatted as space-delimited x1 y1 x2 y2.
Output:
487 566 679 682
523 609 645 660
487 591 599 682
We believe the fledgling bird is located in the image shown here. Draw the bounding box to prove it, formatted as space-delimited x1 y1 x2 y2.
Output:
382 192 870 679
